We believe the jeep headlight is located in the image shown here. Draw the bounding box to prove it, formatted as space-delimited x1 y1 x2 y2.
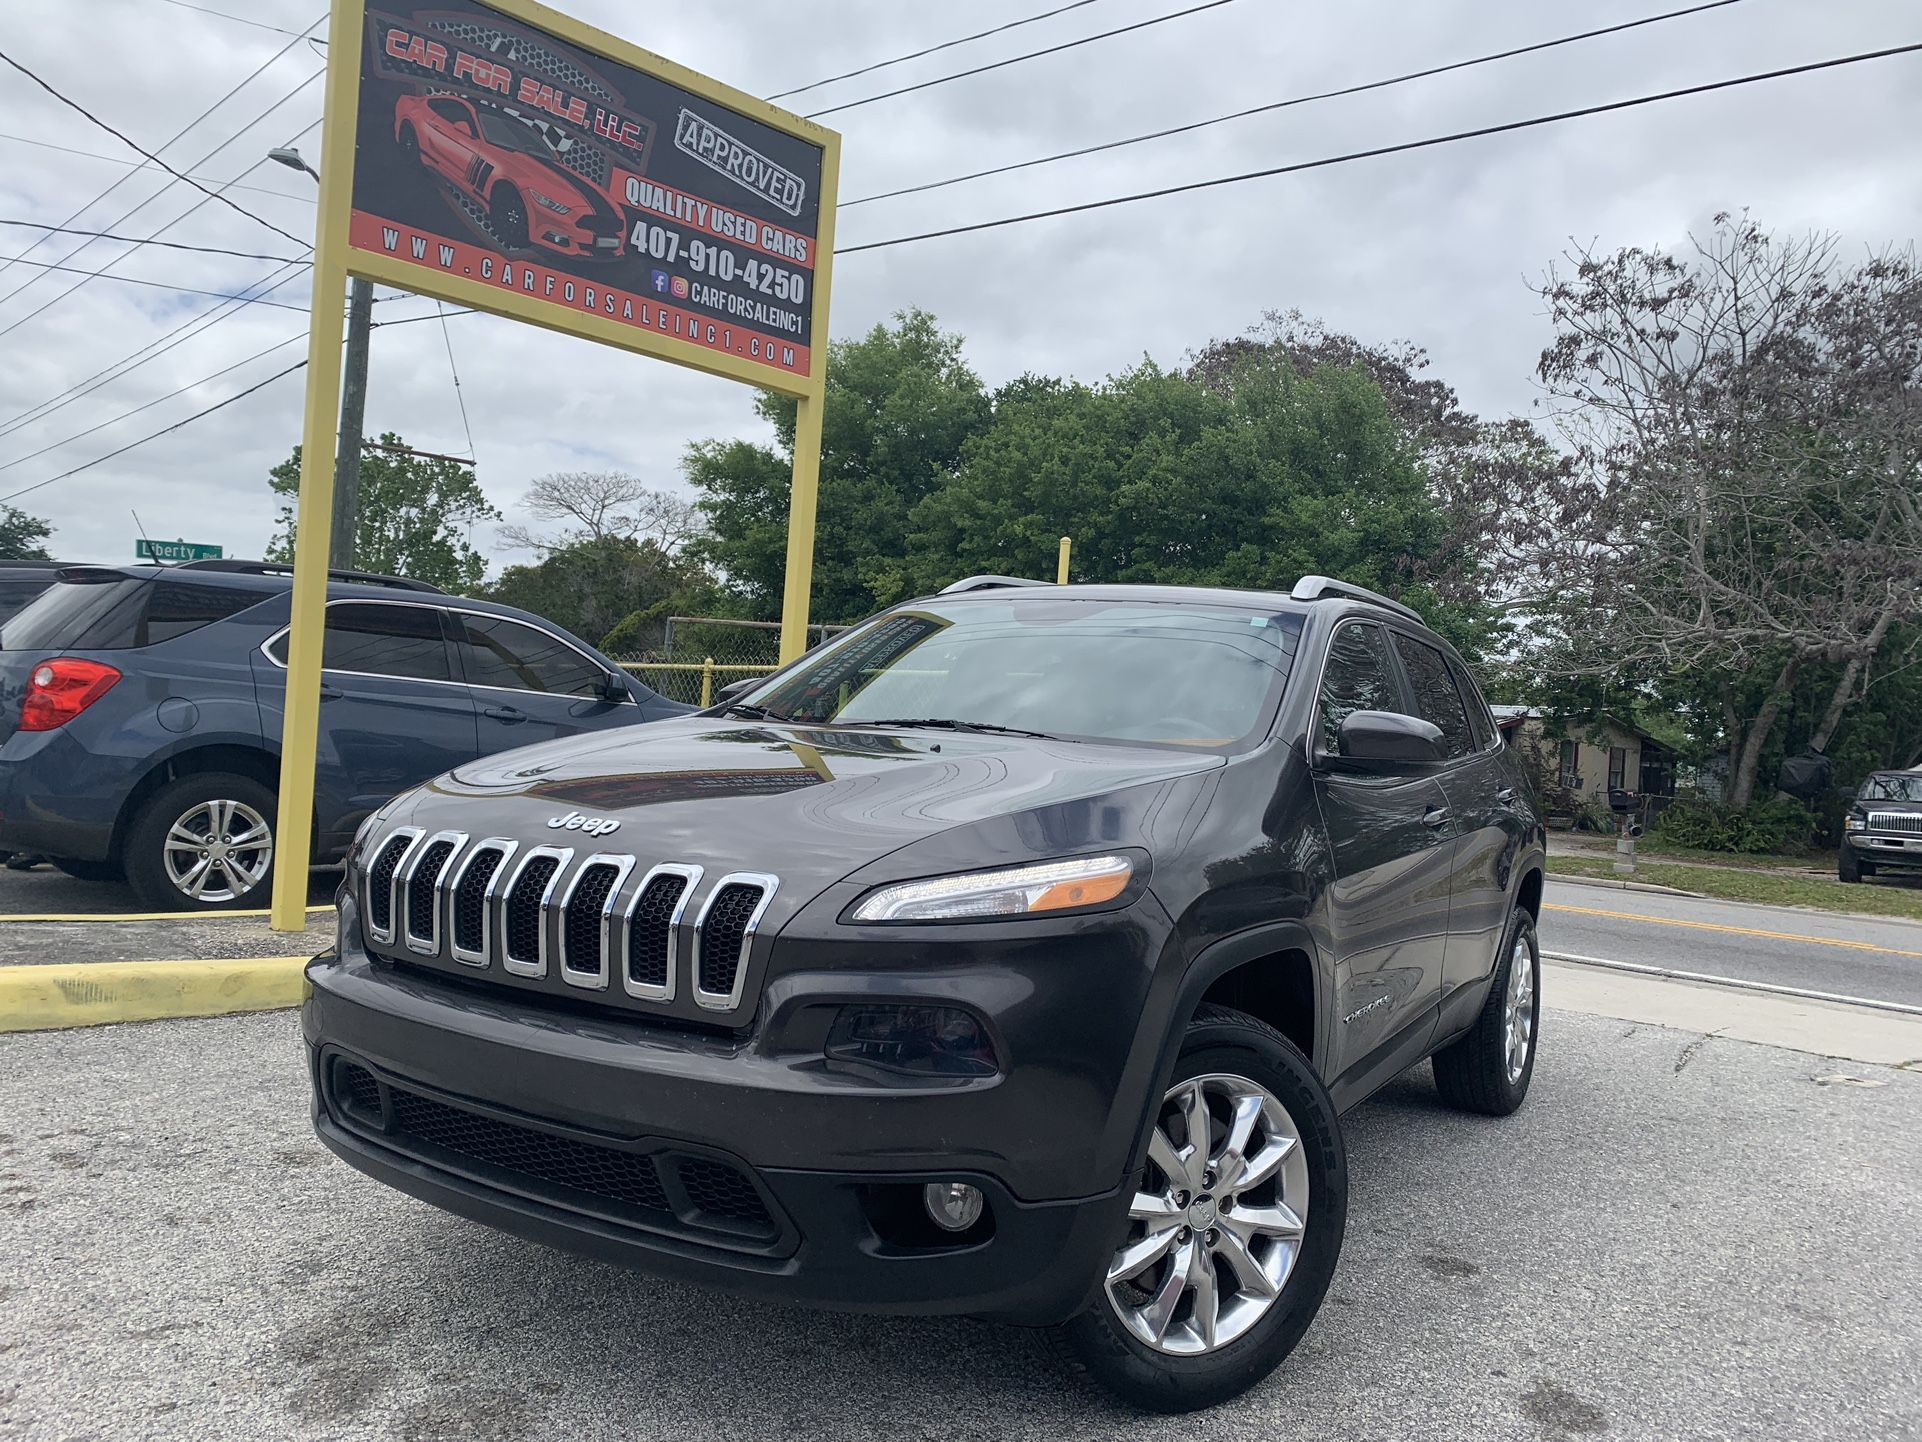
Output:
850 854 1135 923
529 189 573 215
1845 814 1866 831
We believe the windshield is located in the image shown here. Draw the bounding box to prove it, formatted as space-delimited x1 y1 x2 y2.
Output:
748 598 1303 749
478 109 554 157
1861 773 1922 803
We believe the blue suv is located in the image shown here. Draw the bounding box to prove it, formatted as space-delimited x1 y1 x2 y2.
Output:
0 560 687 910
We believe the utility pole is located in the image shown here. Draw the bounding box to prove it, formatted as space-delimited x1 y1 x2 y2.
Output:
270 145 368 570
333 276 372 570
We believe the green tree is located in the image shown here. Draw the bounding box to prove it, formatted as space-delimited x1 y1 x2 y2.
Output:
267 433 500 593
684 308 992 621
0 505 54 560
485 535 712 653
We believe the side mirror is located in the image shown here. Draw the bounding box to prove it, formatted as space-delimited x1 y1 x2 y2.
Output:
715 676 766 704
1333 710 1446 768
598 669 632 702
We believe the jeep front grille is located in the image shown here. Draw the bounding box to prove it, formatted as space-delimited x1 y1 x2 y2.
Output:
1868 811 1922 836
368 834 771 1018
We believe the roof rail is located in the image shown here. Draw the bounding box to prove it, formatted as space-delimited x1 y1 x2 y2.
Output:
939 574 1050 594
1289 574 1423 624
174 558 446 594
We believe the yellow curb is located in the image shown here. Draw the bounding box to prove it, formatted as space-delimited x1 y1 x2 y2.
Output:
0 906 334 925
0 956 310 1033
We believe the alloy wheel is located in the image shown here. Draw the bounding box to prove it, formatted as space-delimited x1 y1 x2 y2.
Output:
162 798 272 904
1504 933 1535 1083
1104 1072 1310 1356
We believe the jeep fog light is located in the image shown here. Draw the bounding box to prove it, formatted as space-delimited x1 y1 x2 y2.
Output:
850 854 1134 922
923 1181 985 1233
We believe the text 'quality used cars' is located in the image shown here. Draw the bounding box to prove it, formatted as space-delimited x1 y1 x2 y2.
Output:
303 575 1546 1411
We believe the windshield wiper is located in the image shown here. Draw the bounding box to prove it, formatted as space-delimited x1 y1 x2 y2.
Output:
847 717 1067 741
723 702 791 722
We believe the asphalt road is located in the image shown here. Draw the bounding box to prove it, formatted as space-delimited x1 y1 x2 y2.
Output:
1542 878 1922 1009
2 1007 1917 1441
0 862 338 918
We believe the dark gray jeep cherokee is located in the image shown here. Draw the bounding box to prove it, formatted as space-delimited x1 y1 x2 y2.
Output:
305 575 1546 1411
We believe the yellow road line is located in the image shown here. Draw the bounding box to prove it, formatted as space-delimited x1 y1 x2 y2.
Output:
1544 902 1922 960
0 956 309 1032
0 905 334 925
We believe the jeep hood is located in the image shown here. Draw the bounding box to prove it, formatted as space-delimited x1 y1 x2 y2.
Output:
401 715 1224 885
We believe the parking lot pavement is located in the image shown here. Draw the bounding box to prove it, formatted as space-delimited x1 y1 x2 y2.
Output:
3 1010 1917 1442
0 863 338 920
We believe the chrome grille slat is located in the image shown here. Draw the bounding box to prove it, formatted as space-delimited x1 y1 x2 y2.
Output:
1867 811 1922 836
401 831 466 956
621 863 702 1003
558 854 633 991
692 873 777 1013
498 846 572 978
365 828 423 947
361 832 775 1016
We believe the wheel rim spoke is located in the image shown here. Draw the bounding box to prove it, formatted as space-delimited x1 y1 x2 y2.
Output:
166 822 204 849
1211 1226 1279 1299
1105 1071 1311 1357
180 857 212 897
227 822 270 850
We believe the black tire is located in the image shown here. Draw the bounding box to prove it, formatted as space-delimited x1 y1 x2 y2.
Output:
490 184 529 249
398 122 421 166
1046 1004 1346 1413
1432 908 1540 1116
124 773 277 912
52 857 123 883
1838 848 1871 883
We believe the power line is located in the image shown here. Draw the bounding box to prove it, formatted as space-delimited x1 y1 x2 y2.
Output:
0 46 310 249
804 0 1239 119
0 332 306 475
0 361 308 504
838 41 1922 253
0 15 320 285
843 0 1752 207
0 102 323 341
0 261 311 439
0 305 479 502
0 131 317 205
153 0 306 36
768 0 1113 101
0 219 306 263
434 302 477 463
0 253 310 310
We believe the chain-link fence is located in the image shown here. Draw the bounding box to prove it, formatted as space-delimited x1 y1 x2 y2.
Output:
611 615 848 706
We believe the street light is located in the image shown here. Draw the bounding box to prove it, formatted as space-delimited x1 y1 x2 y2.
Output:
270 144 370 572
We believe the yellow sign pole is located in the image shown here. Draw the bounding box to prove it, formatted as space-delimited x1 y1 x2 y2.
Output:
270 0 368 932
1057 535 1072 584
777 124 840 665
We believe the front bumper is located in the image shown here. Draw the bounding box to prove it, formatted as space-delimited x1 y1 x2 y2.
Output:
1846 832 1922 866
302 904 1167 1322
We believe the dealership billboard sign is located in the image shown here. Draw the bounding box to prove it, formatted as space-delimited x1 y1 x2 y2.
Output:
342 0 836 389
271 0 839 930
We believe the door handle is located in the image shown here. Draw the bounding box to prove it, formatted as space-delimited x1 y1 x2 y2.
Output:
1496 787 1516 804
1423 806 1451 829
483 705 525 724
317 683 342 701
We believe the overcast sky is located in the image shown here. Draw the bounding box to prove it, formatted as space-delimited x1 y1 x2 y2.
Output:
0 0 1917 569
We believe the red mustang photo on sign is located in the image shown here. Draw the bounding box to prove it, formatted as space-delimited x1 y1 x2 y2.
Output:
392 93 625 258
349 0 826 379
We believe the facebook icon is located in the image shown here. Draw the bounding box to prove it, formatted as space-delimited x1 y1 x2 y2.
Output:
649 270 672 293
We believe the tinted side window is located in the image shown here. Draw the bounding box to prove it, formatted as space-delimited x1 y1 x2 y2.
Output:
140 581 260 645
1318 622 1398 754
1390 633 1473 758
455 616 604 697
269 604 452 681
1 578 148 651
1455 663 1496 751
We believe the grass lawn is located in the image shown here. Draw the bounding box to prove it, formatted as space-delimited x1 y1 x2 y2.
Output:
1548 855 1922 922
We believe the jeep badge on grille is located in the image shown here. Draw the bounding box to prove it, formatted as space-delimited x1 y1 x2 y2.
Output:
546 811 621 838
